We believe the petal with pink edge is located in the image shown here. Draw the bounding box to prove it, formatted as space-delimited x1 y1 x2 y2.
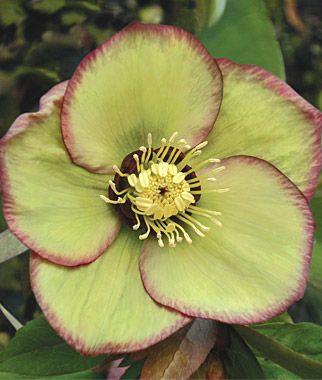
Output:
205 59 322 200
0 84 120 266
31 228 190 355
140 156 314 324
62 22 222 173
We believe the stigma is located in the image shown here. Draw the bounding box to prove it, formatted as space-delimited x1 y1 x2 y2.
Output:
100 132 229 248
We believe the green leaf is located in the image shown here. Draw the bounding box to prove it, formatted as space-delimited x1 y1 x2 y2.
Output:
30 0 66 14
303 284 322 324
300 180 322 324
197 0 285 79
309 184 322 287
264 312 293 323
0 316 106 379
236 323 322 378
61 11 87 26
222 326 264 379
0 0 25 26
120 360 144 380
257 356 300 379
0 230 27 264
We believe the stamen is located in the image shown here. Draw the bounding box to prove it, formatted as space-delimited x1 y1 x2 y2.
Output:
139 146 147 164
147 132 152 147
139 216 151 240
184 160 223 177
177 141 209 170
132 212 141 230
167 147 179 163
183 213 210 231
108 180 128 195
158 221 176 247
133 154 141 173
176 214 205 237
159 144 171 162
169 131 179 143
113 165 128 177
100 195 126 204
169 148 183 165
191 188 230 195
145 147 152 164
170 220 192 244
186 207 223 228
189 205 222 216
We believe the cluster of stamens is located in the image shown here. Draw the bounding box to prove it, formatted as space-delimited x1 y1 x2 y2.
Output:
100 132 229 248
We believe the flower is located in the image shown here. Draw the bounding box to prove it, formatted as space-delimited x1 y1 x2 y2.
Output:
1 23 321 355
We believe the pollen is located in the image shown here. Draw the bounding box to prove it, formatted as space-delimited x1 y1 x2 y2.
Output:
100 132 229 247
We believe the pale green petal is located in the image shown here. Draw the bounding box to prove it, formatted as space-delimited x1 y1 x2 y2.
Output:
140 156 313 323
62 23 222 173
31 228 190 355
1 84 120 266
205 59 322 199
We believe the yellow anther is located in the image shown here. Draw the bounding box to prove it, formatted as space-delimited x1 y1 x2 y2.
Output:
139 170 150 188
163 204 174 219
128 173 137 187
158 161 169 177
134 181 144 193
151 163 158 175
173 172 185 184
181 191 195 203
166 222 176 233
153 206 164 220
174 196 186 212
145 204 159 216
168 164 178 175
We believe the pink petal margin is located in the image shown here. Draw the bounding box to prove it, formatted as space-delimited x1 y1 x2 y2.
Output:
139 155 315 324
30 253 191 355
0 82 121 267
218 58 322 201
61 22 223 173
0 82 68 262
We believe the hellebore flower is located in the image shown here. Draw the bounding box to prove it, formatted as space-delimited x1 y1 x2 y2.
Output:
1 23 321 355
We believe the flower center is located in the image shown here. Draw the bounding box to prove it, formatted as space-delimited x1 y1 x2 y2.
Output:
100 132 229 247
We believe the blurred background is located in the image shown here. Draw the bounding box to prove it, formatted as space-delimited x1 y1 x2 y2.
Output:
0 0 321 349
